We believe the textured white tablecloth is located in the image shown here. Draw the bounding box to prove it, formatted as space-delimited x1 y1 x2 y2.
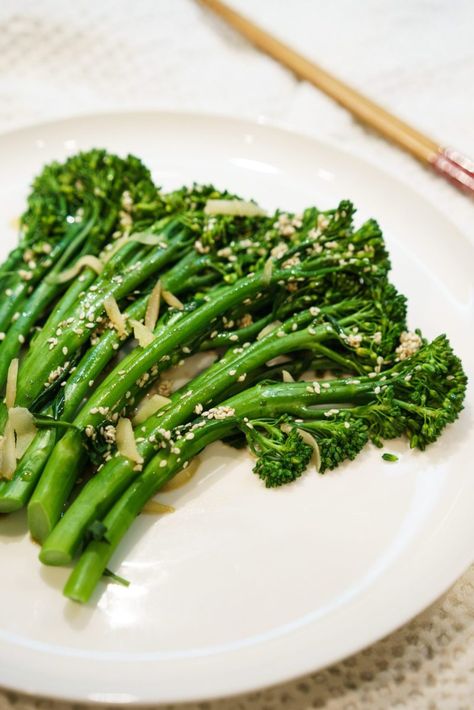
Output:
0 1 473 707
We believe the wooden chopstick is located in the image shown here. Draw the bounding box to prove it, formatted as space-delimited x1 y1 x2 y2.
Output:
199 0 474 197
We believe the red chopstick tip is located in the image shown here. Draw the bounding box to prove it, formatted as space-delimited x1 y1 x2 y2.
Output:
432 148 474 197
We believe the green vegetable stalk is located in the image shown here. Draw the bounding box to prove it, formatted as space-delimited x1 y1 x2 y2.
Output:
62 336 466 603
29 227 392 543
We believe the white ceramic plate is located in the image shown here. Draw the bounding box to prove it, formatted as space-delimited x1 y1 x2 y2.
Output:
0 112 472 705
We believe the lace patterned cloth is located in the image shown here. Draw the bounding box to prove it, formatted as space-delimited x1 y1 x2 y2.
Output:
0 1 473 707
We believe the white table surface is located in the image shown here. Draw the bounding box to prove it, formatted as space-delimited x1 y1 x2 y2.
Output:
0 1 473 708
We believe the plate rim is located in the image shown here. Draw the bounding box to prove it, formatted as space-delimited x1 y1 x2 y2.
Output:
0 109 472 706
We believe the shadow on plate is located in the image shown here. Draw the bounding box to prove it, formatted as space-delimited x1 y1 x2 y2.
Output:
0 509 28 540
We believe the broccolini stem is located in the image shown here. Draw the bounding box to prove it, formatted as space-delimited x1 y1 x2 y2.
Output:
0 294 147 511
62 418 237 602
0 276 90 390
0 249 234 512
61 249 215 420
40 334 372 563
30 270 272 542
0 218 94 334
0 282 28 335
0 247 24 289
311 342 366 374
0 224 90 336
16 232 188 408
0 426 57 513
62 375 377 602
32 240 388 542
61 297 148 420
27 429 87 543
29 240 145 356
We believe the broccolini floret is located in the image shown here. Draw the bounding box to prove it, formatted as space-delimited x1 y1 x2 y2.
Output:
244 419 314 487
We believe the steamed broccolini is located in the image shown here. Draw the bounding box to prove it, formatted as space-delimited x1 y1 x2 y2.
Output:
38 278 408 560
22 198 392 540
0 148 466 606
62 334 466 602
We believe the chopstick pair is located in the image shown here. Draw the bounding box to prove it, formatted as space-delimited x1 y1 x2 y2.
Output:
199 0 474 198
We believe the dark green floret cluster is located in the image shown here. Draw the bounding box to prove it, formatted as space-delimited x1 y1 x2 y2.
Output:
0 148 466 604
245 419 314 487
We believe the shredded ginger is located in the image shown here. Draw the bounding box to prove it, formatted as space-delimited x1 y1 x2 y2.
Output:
262 257 273 285
5 358 18 409
52 255 103 284
0 420 16 479
257 320 282 341
133 394 171 425
162 289 184 310
9 407 37 458
104 296 127 338
131 233 163 246
145 279 161 331
297 428 321 473
116 418 143 464
204 199 267 217
130 319 155 347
